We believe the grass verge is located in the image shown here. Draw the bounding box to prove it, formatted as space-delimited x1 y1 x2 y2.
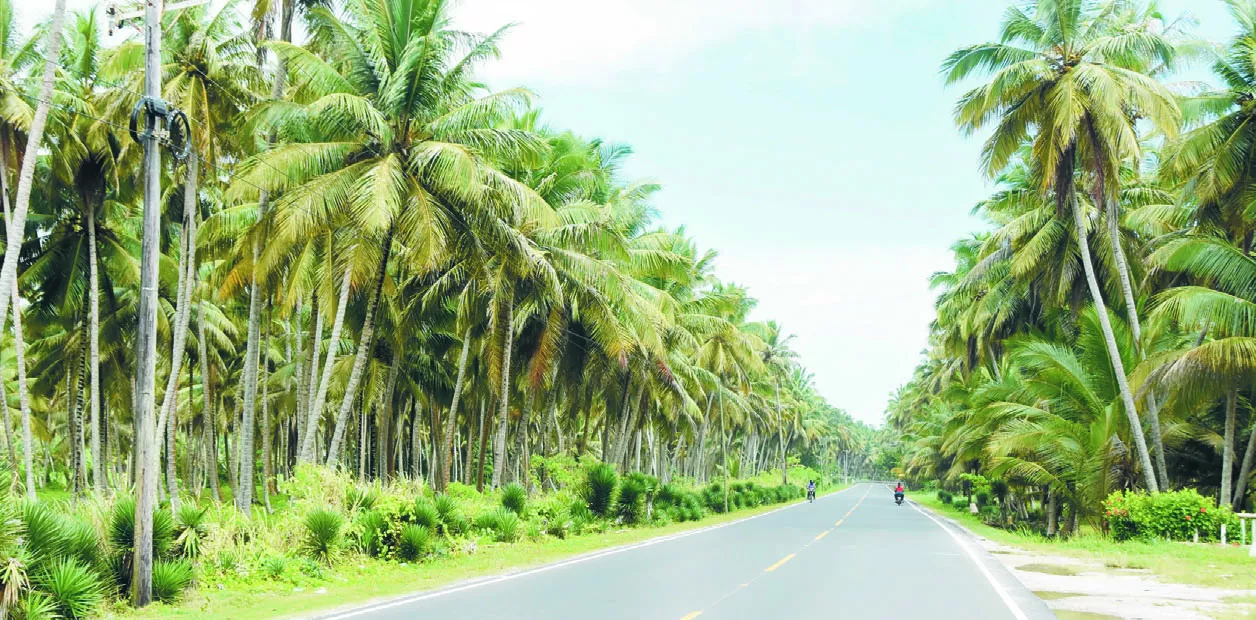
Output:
107 485 849 619
914 493 1256 592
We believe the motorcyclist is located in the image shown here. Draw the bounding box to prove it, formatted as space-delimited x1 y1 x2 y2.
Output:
894 482 905 503
806 480 817 501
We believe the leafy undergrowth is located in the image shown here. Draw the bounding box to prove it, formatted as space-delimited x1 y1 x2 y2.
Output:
93 464 836 619
915 493 1256 592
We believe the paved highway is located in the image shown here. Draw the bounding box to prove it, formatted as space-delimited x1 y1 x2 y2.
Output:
318 483 1054 620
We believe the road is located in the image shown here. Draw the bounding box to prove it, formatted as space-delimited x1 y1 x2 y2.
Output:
321 483 1054 620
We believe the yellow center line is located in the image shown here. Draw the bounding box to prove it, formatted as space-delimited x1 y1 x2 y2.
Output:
765 553 796 572
834 519 844 527
680 612 703 620
814 530 829 541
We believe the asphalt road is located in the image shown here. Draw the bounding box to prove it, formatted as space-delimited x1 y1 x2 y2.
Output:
321 483 1055 620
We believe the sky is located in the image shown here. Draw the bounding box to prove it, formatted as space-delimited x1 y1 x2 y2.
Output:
34 0 1238 424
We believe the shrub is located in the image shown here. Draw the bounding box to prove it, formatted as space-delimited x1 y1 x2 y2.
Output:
701 483 726 513
412 498 440 530
433 494 467 535
501 483 527 515
261 555 289 579
1103 489 1240 542
974 490 991 509
616 476 647 523
63 520 103 571
937 490 953 504
357 510 387 558
582 463 619 517
346 486 380 513
38 557 104 619
22 502 70 564
107 497 175 560
21 591 60 620
152 559 195 603
531 454 581 489
397 525 431 561
302 508 344 563
175 504 210 558
475 508 522 543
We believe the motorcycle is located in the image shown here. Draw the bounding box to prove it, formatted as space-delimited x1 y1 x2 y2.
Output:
894 492 904 505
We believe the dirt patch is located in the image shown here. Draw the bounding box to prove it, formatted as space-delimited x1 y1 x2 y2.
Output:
1053 612 1121 620
1020 563 1081 576
1035 591 1080 600
985 543 1253 619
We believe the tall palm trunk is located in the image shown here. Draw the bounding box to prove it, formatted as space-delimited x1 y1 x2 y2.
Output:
5 0 64 502
0 0 65 358
86 199 102 491
198 298 217 501
1234 411 1256 510
260 305 273 512
299 264 351 463
378 351 401 480
157 153 199 513
442 331 472 490
490 296 514 489
327 231 394 467
236 186 266 513
1089 136 1164 489
775 382 786 485
1067 178 1158 493
1221 388 1237 507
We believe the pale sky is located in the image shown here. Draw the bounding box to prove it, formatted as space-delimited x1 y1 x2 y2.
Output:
35 0 1237 424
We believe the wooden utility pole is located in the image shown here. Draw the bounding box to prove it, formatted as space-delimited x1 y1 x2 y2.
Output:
129 0 163 604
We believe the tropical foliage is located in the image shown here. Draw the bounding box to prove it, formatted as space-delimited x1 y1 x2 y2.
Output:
892 0 1256 537
0 0 879 611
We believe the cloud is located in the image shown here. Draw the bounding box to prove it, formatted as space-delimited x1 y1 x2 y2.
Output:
449 0 929 85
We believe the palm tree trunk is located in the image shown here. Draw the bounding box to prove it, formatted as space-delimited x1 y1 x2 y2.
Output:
0 0 65 357
299 264 351 463
379 351 401 480
1146 390 1169 489
1 170 36 502
491 297 514 489
198 299 216 501
442 332 472 491
1221 388 1237 507
775 382 786 485
261 304 273 512
236 189 267 513
477 399 490 492
1069 189 1158 492
1234 411 1256 510
326 232 394 467
86 200 102 491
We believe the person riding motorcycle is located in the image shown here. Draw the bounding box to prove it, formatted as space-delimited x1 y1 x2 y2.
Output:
893 482 905 504
806 480 817 502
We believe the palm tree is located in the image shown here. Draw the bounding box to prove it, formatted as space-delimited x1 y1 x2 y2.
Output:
943 0 1181 492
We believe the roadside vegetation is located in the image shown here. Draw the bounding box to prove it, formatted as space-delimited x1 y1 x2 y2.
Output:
888 0 1256 550
0 0 900 616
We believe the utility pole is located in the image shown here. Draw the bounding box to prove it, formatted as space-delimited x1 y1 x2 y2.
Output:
129 0 163 604
109 0 194 606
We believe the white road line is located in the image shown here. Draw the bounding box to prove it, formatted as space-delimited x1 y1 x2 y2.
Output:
317 485 861 619
909 501 1029 620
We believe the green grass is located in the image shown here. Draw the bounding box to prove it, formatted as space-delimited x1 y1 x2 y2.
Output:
104 485 849 619
915 493 1256 592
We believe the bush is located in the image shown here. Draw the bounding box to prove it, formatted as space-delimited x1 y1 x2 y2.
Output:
23 502 70 564
937 490 953 504
22 591 60 620
475 508 522 543
701 483 726 513
63 520 103 571
261 555 289 580
501 483 527 515
175 504 210 558
531 454 581 489
433 494 467 535
397 524 431 561
345 486 380 513
1103 488 1240 542
37 557 104 619
582 463 619 517
616 476 647 523
412 499 440 530
152 559 195 603
357 510 387 557
974 490 991 509
302 508 344 563
107 497 175 560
